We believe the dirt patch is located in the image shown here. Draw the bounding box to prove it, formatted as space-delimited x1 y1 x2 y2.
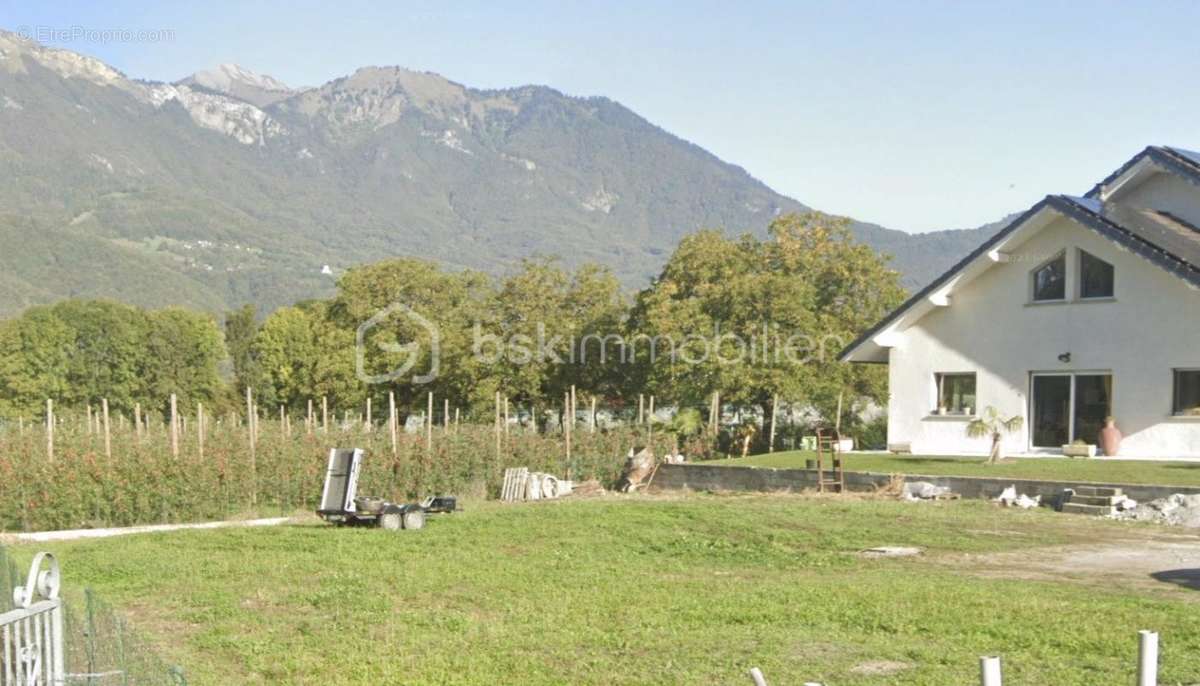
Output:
850 660 912 676
860 546 922 558
790 640 850 663
952 535 1200 595
961 528 1033 538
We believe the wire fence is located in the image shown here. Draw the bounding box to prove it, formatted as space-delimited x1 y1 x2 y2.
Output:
1 545 187 685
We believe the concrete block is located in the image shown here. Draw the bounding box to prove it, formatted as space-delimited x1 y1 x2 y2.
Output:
1061 502 1115 516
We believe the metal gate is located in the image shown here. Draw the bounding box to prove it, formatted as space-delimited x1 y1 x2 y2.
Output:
1 553 64 685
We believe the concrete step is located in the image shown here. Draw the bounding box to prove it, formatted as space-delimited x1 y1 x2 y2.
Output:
1061 502 1115 516
1070 494 1123 507
1073 486 1123 498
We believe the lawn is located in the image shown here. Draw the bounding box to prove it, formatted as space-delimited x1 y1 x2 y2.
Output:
716 451 1200 486
11 494 1200 685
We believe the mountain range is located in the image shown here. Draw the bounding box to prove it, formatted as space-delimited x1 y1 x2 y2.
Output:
0 29 1009 317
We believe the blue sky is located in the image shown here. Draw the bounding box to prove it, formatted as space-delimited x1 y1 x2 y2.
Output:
3 1 1198 232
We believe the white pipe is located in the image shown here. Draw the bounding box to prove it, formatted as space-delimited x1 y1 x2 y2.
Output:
1138 630 1158 686
980 656 1002 686
748 667 768 686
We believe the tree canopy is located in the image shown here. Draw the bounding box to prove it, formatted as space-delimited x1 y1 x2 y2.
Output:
0 300 225 418
0 213 905 437
628 212 904 432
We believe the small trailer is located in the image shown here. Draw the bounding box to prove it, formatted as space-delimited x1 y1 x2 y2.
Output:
316 448 457 531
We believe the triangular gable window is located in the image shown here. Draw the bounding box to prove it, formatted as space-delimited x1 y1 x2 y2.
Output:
1032 253 1066 302
1080 250 1114 299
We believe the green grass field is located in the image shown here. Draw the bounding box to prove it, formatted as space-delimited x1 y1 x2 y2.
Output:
716 451 1200 486
12 495 1200 685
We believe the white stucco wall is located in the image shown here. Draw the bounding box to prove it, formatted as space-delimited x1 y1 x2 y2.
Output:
887 212 1200 457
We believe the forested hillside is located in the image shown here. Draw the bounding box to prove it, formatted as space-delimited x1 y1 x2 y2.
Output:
0 29 1005 317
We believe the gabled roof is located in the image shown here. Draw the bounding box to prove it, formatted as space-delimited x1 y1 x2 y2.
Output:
838 198 1051 364
1085 145 1200 199
840 149 1200 364
1054 195 1200 287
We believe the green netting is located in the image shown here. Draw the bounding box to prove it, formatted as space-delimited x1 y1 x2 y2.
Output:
1 545 187 684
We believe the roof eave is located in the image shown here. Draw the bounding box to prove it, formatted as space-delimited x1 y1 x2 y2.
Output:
1086 146 1200 201
1053 195 1200 290
838 197 1055 363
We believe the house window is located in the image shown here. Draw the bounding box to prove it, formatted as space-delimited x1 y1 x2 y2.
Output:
1174 370 1200 416
936 373 976 415
1032 254 1066 301
1080 250 1114 299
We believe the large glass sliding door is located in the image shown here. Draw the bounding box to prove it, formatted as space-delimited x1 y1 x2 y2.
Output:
1032 375 1071 448
1073 375 1112 445
1031 373 1112 449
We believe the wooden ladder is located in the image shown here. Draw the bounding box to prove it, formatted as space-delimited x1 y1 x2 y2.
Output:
815 428 845 493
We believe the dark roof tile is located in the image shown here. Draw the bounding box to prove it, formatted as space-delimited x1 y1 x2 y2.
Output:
842 147 1200 363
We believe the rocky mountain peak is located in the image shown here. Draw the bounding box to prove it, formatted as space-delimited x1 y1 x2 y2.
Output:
0 29 128 87
178 63 295 107
0 30 987 319
279 65 524 134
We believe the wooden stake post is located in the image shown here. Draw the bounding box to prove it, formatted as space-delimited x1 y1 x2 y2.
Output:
102 398 111 460
835 390 844 436
647 395 655 444
170 394 179 458
246 387 257 506
389 392 398 457
768 393 778 453
426 392 433 453
494 391 502 461
197 403 205 460
564 392 572 466
46 399 54 461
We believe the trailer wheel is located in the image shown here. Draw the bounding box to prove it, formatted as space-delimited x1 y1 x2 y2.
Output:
379 512 403 531
402 509 426 530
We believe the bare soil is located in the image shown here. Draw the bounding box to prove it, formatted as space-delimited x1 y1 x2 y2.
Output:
951 531 1200 596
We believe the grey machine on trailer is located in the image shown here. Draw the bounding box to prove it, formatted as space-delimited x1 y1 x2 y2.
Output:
317 448 457 531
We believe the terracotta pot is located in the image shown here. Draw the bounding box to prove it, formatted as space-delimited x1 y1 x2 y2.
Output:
1099 419 1123 457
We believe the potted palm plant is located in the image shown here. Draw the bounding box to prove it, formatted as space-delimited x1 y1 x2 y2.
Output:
665 408 703 461
966 406 1024 464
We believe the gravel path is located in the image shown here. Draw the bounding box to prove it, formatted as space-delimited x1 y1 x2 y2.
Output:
1 517 293 544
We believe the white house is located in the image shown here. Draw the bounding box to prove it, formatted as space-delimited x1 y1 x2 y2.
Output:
840 146 1200 458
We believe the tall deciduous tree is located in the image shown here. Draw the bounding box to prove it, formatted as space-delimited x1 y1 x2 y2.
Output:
224 304 259 395
0 308 73 417
253 302 363 413
329 259 496 422
629 212 904 442
141 308 225 415
489 257 626 429
0 300 226 418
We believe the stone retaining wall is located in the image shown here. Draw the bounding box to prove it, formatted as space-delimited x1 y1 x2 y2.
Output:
650 463 1200 504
